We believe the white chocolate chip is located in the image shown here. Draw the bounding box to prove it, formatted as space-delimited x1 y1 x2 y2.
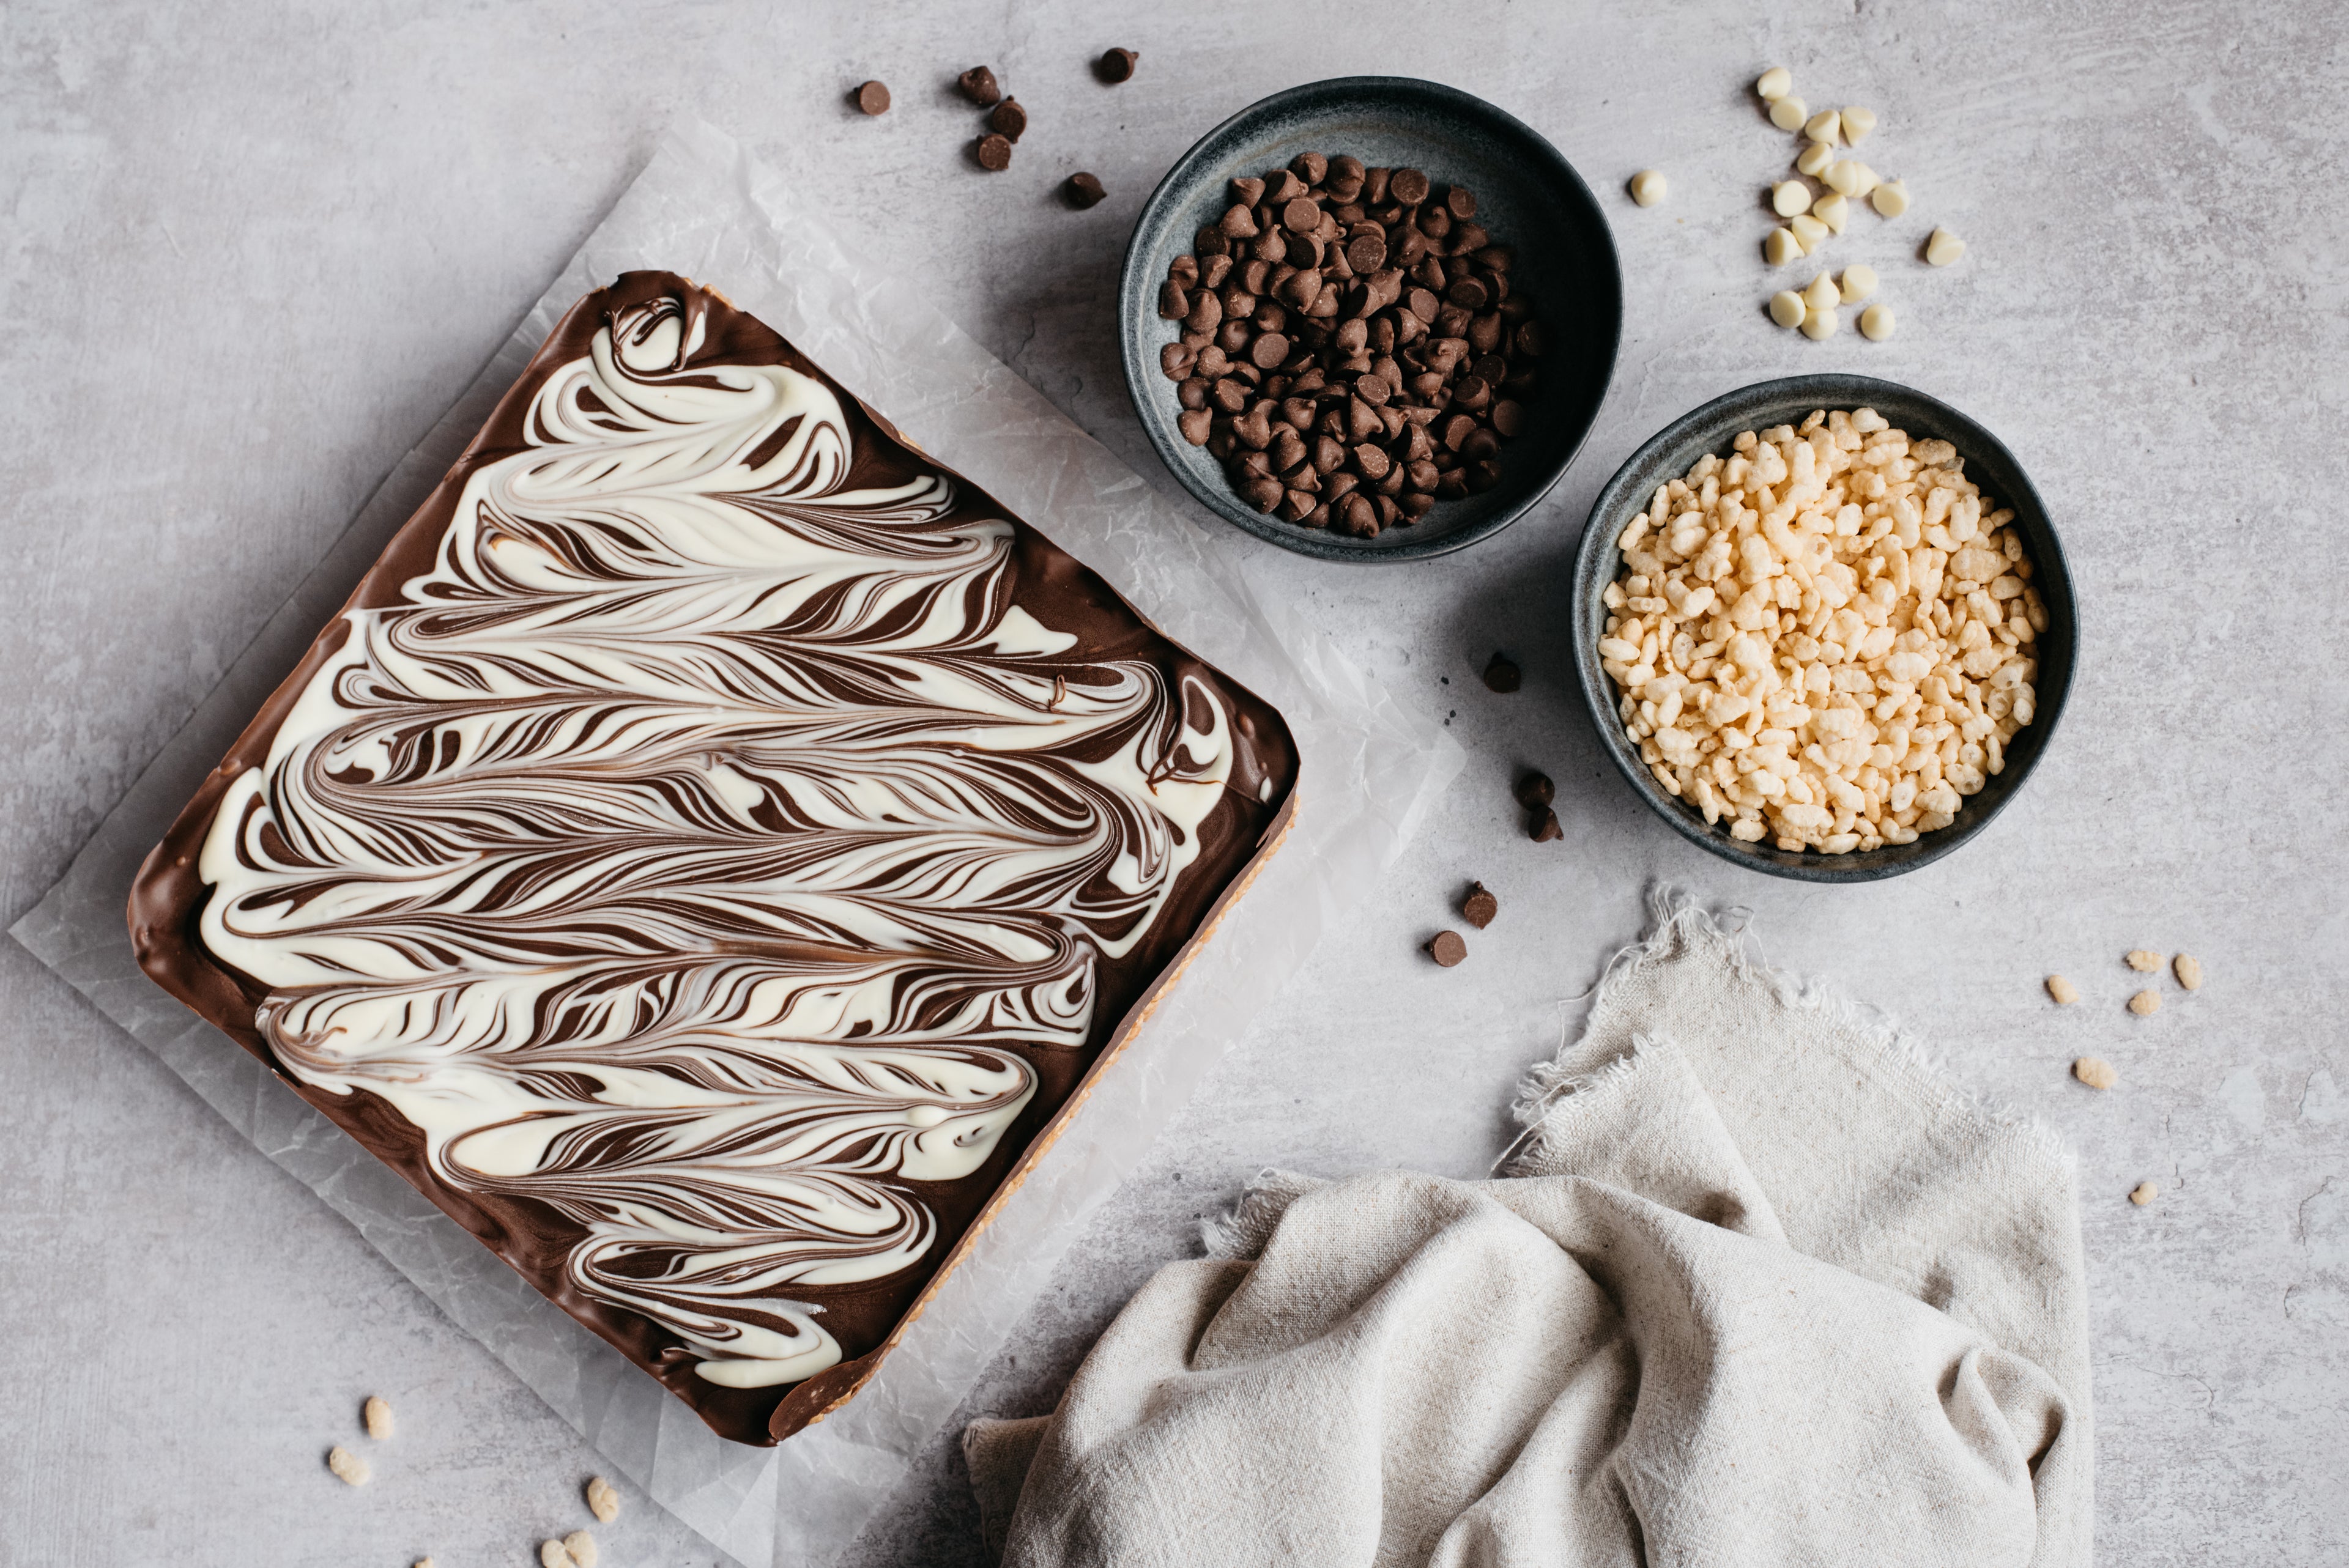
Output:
2128 989 2161 1017
1769 290 1808 328
1629 169 1668 207
1804 108 1842 146
2074 1057 2118 1090
1924 227 1966 266
563 1531 599 1568
1802 273 1841 312
1769 94 1809 131
1757 67 1793 101
1820 160 1859 195
1813 191 1849 234
326 1446 370 1487
2174 953 2204 990
1796 141 1835 177
1788 213 1828 253
1764 227 1802 265
2046 974 2078 1005
1859 302 1896 340
586 1475 621 1523
362 1396 393 1441
1839 264 1878 303
1842 161 1882 197
2125 949 2161 972
1871 179 1910 217
2129 1181 2159 1206
1772 180 1813 217
1841 105 1878 142
1801 305 1839 340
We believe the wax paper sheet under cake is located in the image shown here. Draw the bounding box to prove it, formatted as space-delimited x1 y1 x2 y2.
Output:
10 118 1461 1568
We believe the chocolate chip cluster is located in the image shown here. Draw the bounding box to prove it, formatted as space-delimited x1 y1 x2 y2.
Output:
1155 153 1545 538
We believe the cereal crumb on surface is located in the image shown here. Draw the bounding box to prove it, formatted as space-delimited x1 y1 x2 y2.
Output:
362 1395 393 1440
2046 974 2078 1005
585 1474 621 1523
2073 1057 2118 1090
2173 953 2203 990
325 1445 369 1486
541 1540 573 1568
2130 1181 2159 1205
2128 989 2161 1017
2125 949 2161 972
563 1529 599 1567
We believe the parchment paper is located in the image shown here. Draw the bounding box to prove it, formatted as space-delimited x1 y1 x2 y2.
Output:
9 118 1460 1567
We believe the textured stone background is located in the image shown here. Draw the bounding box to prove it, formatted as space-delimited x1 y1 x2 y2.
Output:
3 2 2343 1564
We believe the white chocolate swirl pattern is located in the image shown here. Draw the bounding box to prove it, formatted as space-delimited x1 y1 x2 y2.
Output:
198 297 1234 1389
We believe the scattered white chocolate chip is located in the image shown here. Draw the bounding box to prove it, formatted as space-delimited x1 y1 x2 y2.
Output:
2129 1181 2159 1205
1796 141 1835 177
1843 161 1882 197
1769 94 1809 132
1800 305 1839 340
1772 180 1813 217
2125 948 2161 972
1820 160 1860 196
2128 989 2161 1017
362 1395 393 1441
326 1446 370 1487
2074 1057 2118 1090
1764 227 1802 265
1630 169 1668 207
1871 179 1910 217
1839 264 1877 303
1769 290 1808 328
1841 105 1878 142
1800 273 1839 313
1924 227 1966 266
1804 108 1842 146
540 1540 573 1568
1858 302 1895 340
414 1559 435 1568
586 1474 621 1523
2174 953 2204 990
2046 974 2078 1005
1789 213 1829 253
1757 67 1793 101
1813 191 1850 234
563 1530 600 1568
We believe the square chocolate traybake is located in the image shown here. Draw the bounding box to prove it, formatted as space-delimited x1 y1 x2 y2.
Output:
127 272 1298 1446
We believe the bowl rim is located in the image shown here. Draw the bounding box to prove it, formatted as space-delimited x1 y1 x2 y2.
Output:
1116 73 1622 564
1570 372 2078 882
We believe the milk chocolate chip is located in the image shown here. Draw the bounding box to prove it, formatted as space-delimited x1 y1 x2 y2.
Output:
1483 653 1521 693
975 134 1012 171
1065 172 1107 209
1098 47 1139 83
1461 882 1499 930
957 65 1002 106
1426 930 1469 967
854 81 891 116
1513 771 1556 809
989 98 1027 142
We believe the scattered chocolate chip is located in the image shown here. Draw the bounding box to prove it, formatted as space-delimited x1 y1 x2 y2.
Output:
1097 46 1139 83
989 98 1027 142
854 81 891 116
957 65 1002 106
1482 653 1521 693
975 133 1012 171
1065 172 1107 209
1514 771 1555 809
1426 930 1468 967
1529 807 1563 843
1461 883 1499 930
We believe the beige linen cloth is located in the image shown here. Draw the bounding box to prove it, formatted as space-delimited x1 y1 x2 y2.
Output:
962 893 2090 1567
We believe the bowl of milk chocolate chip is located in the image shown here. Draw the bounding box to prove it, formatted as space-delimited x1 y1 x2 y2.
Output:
1119 76 1620 561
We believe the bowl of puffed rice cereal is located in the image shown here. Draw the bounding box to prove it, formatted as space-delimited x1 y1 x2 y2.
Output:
1572 375 2076 881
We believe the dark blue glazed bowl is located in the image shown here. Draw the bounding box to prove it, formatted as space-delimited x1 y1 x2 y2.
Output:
1118 76 1620 561
1572 375 2078 881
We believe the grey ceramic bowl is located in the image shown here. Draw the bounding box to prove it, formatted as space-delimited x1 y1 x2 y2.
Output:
1572 375 2077 882
1118 76 1621 562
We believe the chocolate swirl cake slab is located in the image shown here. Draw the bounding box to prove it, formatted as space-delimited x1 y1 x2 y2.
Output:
127 271 1299 1446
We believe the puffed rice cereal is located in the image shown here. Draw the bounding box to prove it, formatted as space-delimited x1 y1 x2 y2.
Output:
1600 408 2045 853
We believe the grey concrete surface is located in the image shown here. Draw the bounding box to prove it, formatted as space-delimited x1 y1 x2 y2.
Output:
3 2 2343 1564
